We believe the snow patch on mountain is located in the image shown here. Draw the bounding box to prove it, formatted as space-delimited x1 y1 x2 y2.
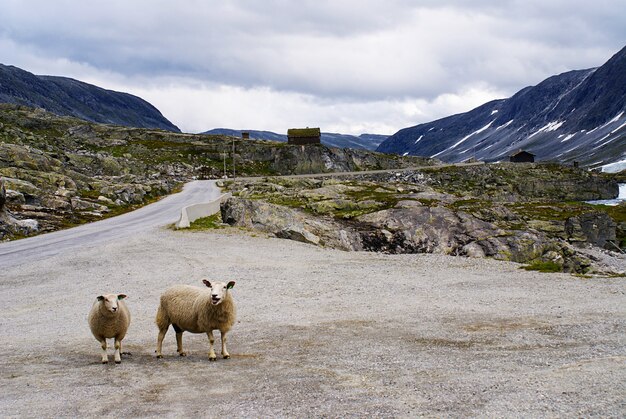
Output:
528 121 565 138
451 120 495 148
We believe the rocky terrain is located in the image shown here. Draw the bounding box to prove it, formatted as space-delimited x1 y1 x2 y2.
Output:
378 45 626 169
0 104 433 240
220 164 625 274
2 103 623 274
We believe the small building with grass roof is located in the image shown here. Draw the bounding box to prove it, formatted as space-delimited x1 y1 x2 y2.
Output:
287 127 321 145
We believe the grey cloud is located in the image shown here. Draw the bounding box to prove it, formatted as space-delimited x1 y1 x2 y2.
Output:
1 0 625 102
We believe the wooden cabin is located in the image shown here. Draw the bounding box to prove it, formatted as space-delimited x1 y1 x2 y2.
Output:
509 149 535 163
287 127 321 145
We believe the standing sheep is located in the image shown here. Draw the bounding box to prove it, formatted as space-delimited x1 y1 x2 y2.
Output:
156 280 236 361
88 294 131 364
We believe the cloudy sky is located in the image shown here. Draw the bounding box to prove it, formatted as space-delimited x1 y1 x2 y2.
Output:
1 1 625 135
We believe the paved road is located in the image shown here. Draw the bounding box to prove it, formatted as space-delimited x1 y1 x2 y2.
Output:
0 180 220 269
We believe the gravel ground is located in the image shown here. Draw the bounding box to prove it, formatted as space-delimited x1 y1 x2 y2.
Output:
0 227 625 418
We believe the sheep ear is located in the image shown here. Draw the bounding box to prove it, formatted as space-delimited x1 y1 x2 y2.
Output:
202 279 212 288
117 294 127 300
97 296 104 301
227 281 235 289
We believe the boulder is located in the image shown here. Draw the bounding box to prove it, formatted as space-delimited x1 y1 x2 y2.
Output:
565 211 617 248
0 178 5 210
0 177 39 240
220 197 361 250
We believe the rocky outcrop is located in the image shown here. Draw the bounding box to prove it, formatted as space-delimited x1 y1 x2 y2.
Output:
405 163 618 202
0 177 38 240
0 178 5 209
220 195 601 273
221 197 362 250
0 139 177 239
221 172 625 274
565 212 617 248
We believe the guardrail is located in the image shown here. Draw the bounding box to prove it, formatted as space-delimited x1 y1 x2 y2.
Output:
175 193 232 229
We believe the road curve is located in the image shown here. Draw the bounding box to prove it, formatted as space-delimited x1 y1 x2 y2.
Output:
0 180 221 269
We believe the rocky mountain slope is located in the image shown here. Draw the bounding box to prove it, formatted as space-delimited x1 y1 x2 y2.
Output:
203 128 387 150
0 64 180 132
378 45 626 168
0 104 432 240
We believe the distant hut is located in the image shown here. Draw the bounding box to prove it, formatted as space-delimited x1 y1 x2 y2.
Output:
509 149 535 163
287 127 321 145
241 131 250 139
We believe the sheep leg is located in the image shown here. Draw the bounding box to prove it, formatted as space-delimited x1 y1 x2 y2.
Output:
156 327 168 358
175 331 186 356
99 339 108 364
114 339 122 364
172 324 186 356
207 330 217 361
220 330 230 359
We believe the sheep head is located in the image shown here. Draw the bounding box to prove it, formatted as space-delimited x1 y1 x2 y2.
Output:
97 294 127 313
202 280 235 305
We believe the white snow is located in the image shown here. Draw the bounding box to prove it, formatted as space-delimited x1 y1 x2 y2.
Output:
593 120 626 147
495 119 514 131
585 112 624 135
449 120 495 150
490 109 499 115
428 127 435 132
431 149 446 158
602 159 626 173
594 132 612 144
414 135 424 144
605 111 625 126
528 120 565 139
560 133 576 142
402 152 409 156
611 120 626 134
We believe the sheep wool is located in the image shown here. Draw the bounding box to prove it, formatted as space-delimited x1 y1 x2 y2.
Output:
88 294 131 364
156 280 236 361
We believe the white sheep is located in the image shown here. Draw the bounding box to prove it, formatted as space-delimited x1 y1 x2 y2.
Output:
156 280 236 361
88 294 131 364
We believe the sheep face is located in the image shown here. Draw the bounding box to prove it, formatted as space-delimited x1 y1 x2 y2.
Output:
202 280 235 305
97 294 127 313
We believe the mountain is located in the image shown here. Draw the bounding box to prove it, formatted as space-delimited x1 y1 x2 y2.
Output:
0 64 180 132
202 128 387 151
377 45 626 168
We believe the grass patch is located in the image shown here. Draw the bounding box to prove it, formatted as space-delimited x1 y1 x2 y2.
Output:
521 260 562 273
188 212 225 230
506 202 593 221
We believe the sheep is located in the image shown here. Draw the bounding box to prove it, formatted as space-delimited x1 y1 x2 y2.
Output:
88 294 131 364
156 280 236 361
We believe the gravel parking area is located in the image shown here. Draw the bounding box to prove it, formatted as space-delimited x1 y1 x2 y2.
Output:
0 228 624 417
